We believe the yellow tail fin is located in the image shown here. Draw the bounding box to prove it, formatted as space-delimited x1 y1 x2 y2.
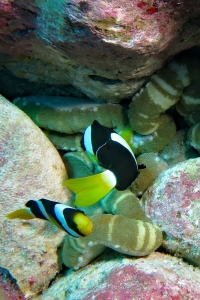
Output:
63 170 117 206
6 208 35 220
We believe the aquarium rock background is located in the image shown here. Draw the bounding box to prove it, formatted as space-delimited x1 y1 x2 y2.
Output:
1 0 200 299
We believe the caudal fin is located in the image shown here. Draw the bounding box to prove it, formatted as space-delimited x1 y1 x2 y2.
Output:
6 208 35 220
63 170 117 206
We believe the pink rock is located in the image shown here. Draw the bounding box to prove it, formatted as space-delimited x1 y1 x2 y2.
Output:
37 251 200 300
143 158 200 267
0 95 71 299
0 267 25 300
0 1 200 101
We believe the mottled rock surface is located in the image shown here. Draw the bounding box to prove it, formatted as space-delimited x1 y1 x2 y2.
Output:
0 1 200 101
36 250 200 300
0 95 71 299
143 158 200 267
0 267 25 300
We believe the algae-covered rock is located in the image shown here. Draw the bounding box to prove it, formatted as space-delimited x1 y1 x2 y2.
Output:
0 95 71 299
143 158 200 267
0 267 25 300
1 1 200 102
14 95 128 133
36 251 200 300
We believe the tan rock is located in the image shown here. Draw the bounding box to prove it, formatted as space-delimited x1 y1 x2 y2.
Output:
0 95 71 299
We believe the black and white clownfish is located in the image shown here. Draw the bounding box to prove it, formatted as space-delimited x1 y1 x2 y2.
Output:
64 120 139 207
6 199 93 238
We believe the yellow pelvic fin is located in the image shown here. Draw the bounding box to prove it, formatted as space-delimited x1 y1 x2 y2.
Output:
63 170 117 206
6 208 35 220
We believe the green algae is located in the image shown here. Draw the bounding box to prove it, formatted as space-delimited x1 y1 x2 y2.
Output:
35 0 67 40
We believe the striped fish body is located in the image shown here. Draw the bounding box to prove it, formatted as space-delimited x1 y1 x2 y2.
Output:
83 120 138 190
6 199 93 238
64 121 138 206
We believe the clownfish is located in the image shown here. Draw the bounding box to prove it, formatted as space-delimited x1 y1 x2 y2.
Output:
6 199 93 238
64 120 139 207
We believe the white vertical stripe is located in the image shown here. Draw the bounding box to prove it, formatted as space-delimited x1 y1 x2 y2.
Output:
37 201 50 220
145 223 157 252
111 133 136 164
54 204 80 237
134 220 146 251
84 125 94 154
153 75 180 96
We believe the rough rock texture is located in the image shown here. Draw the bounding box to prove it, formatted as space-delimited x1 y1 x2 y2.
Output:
0 95 71 299
0 267 25 300
0 1 200 102
36 251 200 300
142 158 200 267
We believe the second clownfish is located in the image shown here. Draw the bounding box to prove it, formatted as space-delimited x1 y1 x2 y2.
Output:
6 199 93 237
64 120 139 206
